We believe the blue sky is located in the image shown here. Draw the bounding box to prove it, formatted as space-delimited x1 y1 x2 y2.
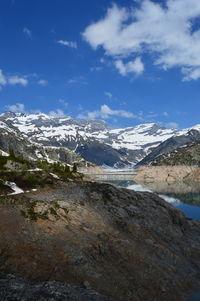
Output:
0 0 200 129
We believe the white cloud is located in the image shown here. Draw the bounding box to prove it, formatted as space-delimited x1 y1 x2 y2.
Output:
100 58 105 63
182 67 200 81
0 69 28 89
57 40 77 48
114 57 144 76
163 111 169 117
4 103 66 118
8 76 28 86
5 103 25 113
77 104 135 120
59 98 68 108
68 79 76 84
23 27 31 38
90 66 103 72
67 76 88 85
0 70 7 86
146 112 158 119
48 109 66 118
38 79 48 86
104 91 113 99
30 109 42 114
165 122 179 129
83 1 200 80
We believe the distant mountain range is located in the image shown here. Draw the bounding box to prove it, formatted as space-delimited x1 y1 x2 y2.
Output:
137 129 200 167
0 112 200 168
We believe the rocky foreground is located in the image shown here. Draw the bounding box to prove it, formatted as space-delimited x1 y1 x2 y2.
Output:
0 181 200 300
0 273 114 301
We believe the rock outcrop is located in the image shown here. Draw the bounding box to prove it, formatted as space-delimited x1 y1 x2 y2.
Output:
0 181 200 300
0 273 114 301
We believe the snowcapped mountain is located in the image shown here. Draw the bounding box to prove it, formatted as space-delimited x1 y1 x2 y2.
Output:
1 112 177 149
0 117 86 167
105 123 178 150
2 112 108 149
1 112 199 167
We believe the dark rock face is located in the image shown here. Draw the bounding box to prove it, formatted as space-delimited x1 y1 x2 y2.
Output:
0 273 114 301
76 142 130 167
137 129 200 166
0 182 200 300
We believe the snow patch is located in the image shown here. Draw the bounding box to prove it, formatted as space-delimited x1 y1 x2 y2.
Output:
5 181 24 195
127 184 152 192
0 149 9 157
50 173 61 180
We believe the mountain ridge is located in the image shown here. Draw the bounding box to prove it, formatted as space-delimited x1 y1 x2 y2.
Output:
1 112 200 167
137 129 200 167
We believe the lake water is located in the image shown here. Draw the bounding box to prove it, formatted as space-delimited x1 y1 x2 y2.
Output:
100 179 200 221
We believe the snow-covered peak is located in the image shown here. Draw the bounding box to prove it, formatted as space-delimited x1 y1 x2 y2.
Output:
0 113 180 151
108 123 178 151
189 124 200 132
2 112 72 122
171 124 200 137
1 111 200 165
0 112 27 119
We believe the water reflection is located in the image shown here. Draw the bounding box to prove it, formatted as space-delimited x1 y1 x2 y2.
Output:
101 179 200 221
138 181 200 207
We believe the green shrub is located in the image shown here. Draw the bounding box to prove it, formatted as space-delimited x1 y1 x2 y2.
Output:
0 156 8 169
24 174 44 187
0 180 6 189
37 160 50 170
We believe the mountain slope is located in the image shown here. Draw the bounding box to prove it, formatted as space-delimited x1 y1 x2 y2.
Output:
0 112 180 166
2 112 200 168
137 129 200 167
152 143 200 166
2 113 177 152
76 141 130 168
0 120 84 166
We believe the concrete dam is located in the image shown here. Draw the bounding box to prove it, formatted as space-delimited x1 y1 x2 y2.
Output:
86 172 136 181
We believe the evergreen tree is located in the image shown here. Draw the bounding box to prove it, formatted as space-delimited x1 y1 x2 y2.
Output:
64 165 70 173
72 163 77 173
9 147 15 159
